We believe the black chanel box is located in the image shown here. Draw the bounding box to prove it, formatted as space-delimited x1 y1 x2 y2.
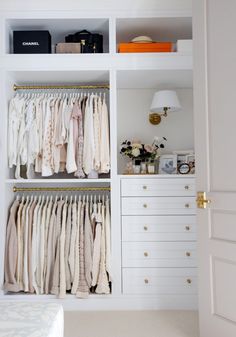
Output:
13 30 52 54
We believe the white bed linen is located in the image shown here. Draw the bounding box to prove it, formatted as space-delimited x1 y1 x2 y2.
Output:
0 302 64 337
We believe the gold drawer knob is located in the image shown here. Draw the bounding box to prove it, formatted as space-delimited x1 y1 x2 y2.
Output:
143 204 147 208
143 185 147 190
186 252 191 257
186 279 192 284
144 279 149 284
143 226 148 231
185 225 190 231
185 203 190 208
144 252 148 257
185 185 189 190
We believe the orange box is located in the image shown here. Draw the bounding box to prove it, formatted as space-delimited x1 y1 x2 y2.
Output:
118 42 173 53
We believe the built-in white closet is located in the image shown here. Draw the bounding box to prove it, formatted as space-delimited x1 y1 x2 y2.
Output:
0 9 196 310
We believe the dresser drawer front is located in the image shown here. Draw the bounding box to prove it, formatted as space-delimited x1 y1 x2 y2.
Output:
122 215 196 241
122 242 197 267
122 197 196 215
123 268 198 295
121 178 196 197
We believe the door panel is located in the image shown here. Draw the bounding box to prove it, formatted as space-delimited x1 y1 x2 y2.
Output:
207 0 236 192
193 0 236 336
212 257 236 322
211 210 236 242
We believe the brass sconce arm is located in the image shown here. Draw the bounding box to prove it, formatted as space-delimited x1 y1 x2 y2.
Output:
149 107 169 125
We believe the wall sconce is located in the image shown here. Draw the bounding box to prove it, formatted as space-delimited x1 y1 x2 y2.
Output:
149 90 181 125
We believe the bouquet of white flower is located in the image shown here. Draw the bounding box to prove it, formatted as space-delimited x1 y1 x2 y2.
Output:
120 137 167 161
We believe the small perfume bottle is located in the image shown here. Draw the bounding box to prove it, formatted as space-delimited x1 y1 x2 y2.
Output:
133 159 141 174
147 160 155 174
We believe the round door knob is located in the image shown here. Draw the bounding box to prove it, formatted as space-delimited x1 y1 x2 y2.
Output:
143 185 147 190
186 279 192 284
143 226 148 231
185 203 190 208
143 204 147 208
185 185 189 190
186 252 191 257
144 279 149 284
185 225 190 231
144 252 148 257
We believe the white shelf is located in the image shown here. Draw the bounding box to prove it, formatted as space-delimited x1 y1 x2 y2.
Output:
119 174 195 179
5 17 110 54
6 179 111 184
2 54 113 71
1 53 192 72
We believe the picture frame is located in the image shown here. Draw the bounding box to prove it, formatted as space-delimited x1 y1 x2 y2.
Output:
186 154 195 174
173 150 195 175
159 154 177 174
178 162 191 174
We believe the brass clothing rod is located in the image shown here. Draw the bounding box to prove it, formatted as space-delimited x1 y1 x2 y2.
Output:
13 186 111 193
13 84 110 91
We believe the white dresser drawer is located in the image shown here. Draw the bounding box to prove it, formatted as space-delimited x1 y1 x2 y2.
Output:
121 178 196 197
122 268 198 295
122 197 196 215
122 242 197 268
122 215 196 242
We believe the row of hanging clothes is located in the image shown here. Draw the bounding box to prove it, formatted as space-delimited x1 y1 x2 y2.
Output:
4 192 112 298
8 89 110 179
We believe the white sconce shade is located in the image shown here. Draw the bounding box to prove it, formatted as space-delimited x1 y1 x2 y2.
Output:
150 90 181 112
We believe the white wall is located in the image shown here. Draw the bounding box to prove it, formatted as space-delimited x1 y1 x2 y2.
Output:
117 88 194 173
0 0 192 12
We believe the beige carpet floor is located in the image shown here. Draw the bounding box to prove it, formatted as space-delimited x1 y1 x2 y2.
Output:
64 310 199 337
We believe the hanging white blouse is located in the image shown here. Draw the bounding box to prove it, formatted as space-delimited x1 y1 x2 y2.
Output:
91 202 102 287
83 94 95 175
93 94 101 172
68 198 78 284
96 201 110 294
15 96 28 179
8 95 25 170
23 196 32 292
59 199 68 299
66 97 77 174
43 196 53 283
42 98 55 177
35 96 44 173
16 197 24 290
105 197 112 281
99 95 110 174
31 196 41 295
36 196 45 292
25 99 39 178
71 198 81 295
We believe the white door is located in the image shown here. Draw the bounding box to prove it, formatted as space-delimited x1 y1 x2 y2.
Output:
193 1 236 336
